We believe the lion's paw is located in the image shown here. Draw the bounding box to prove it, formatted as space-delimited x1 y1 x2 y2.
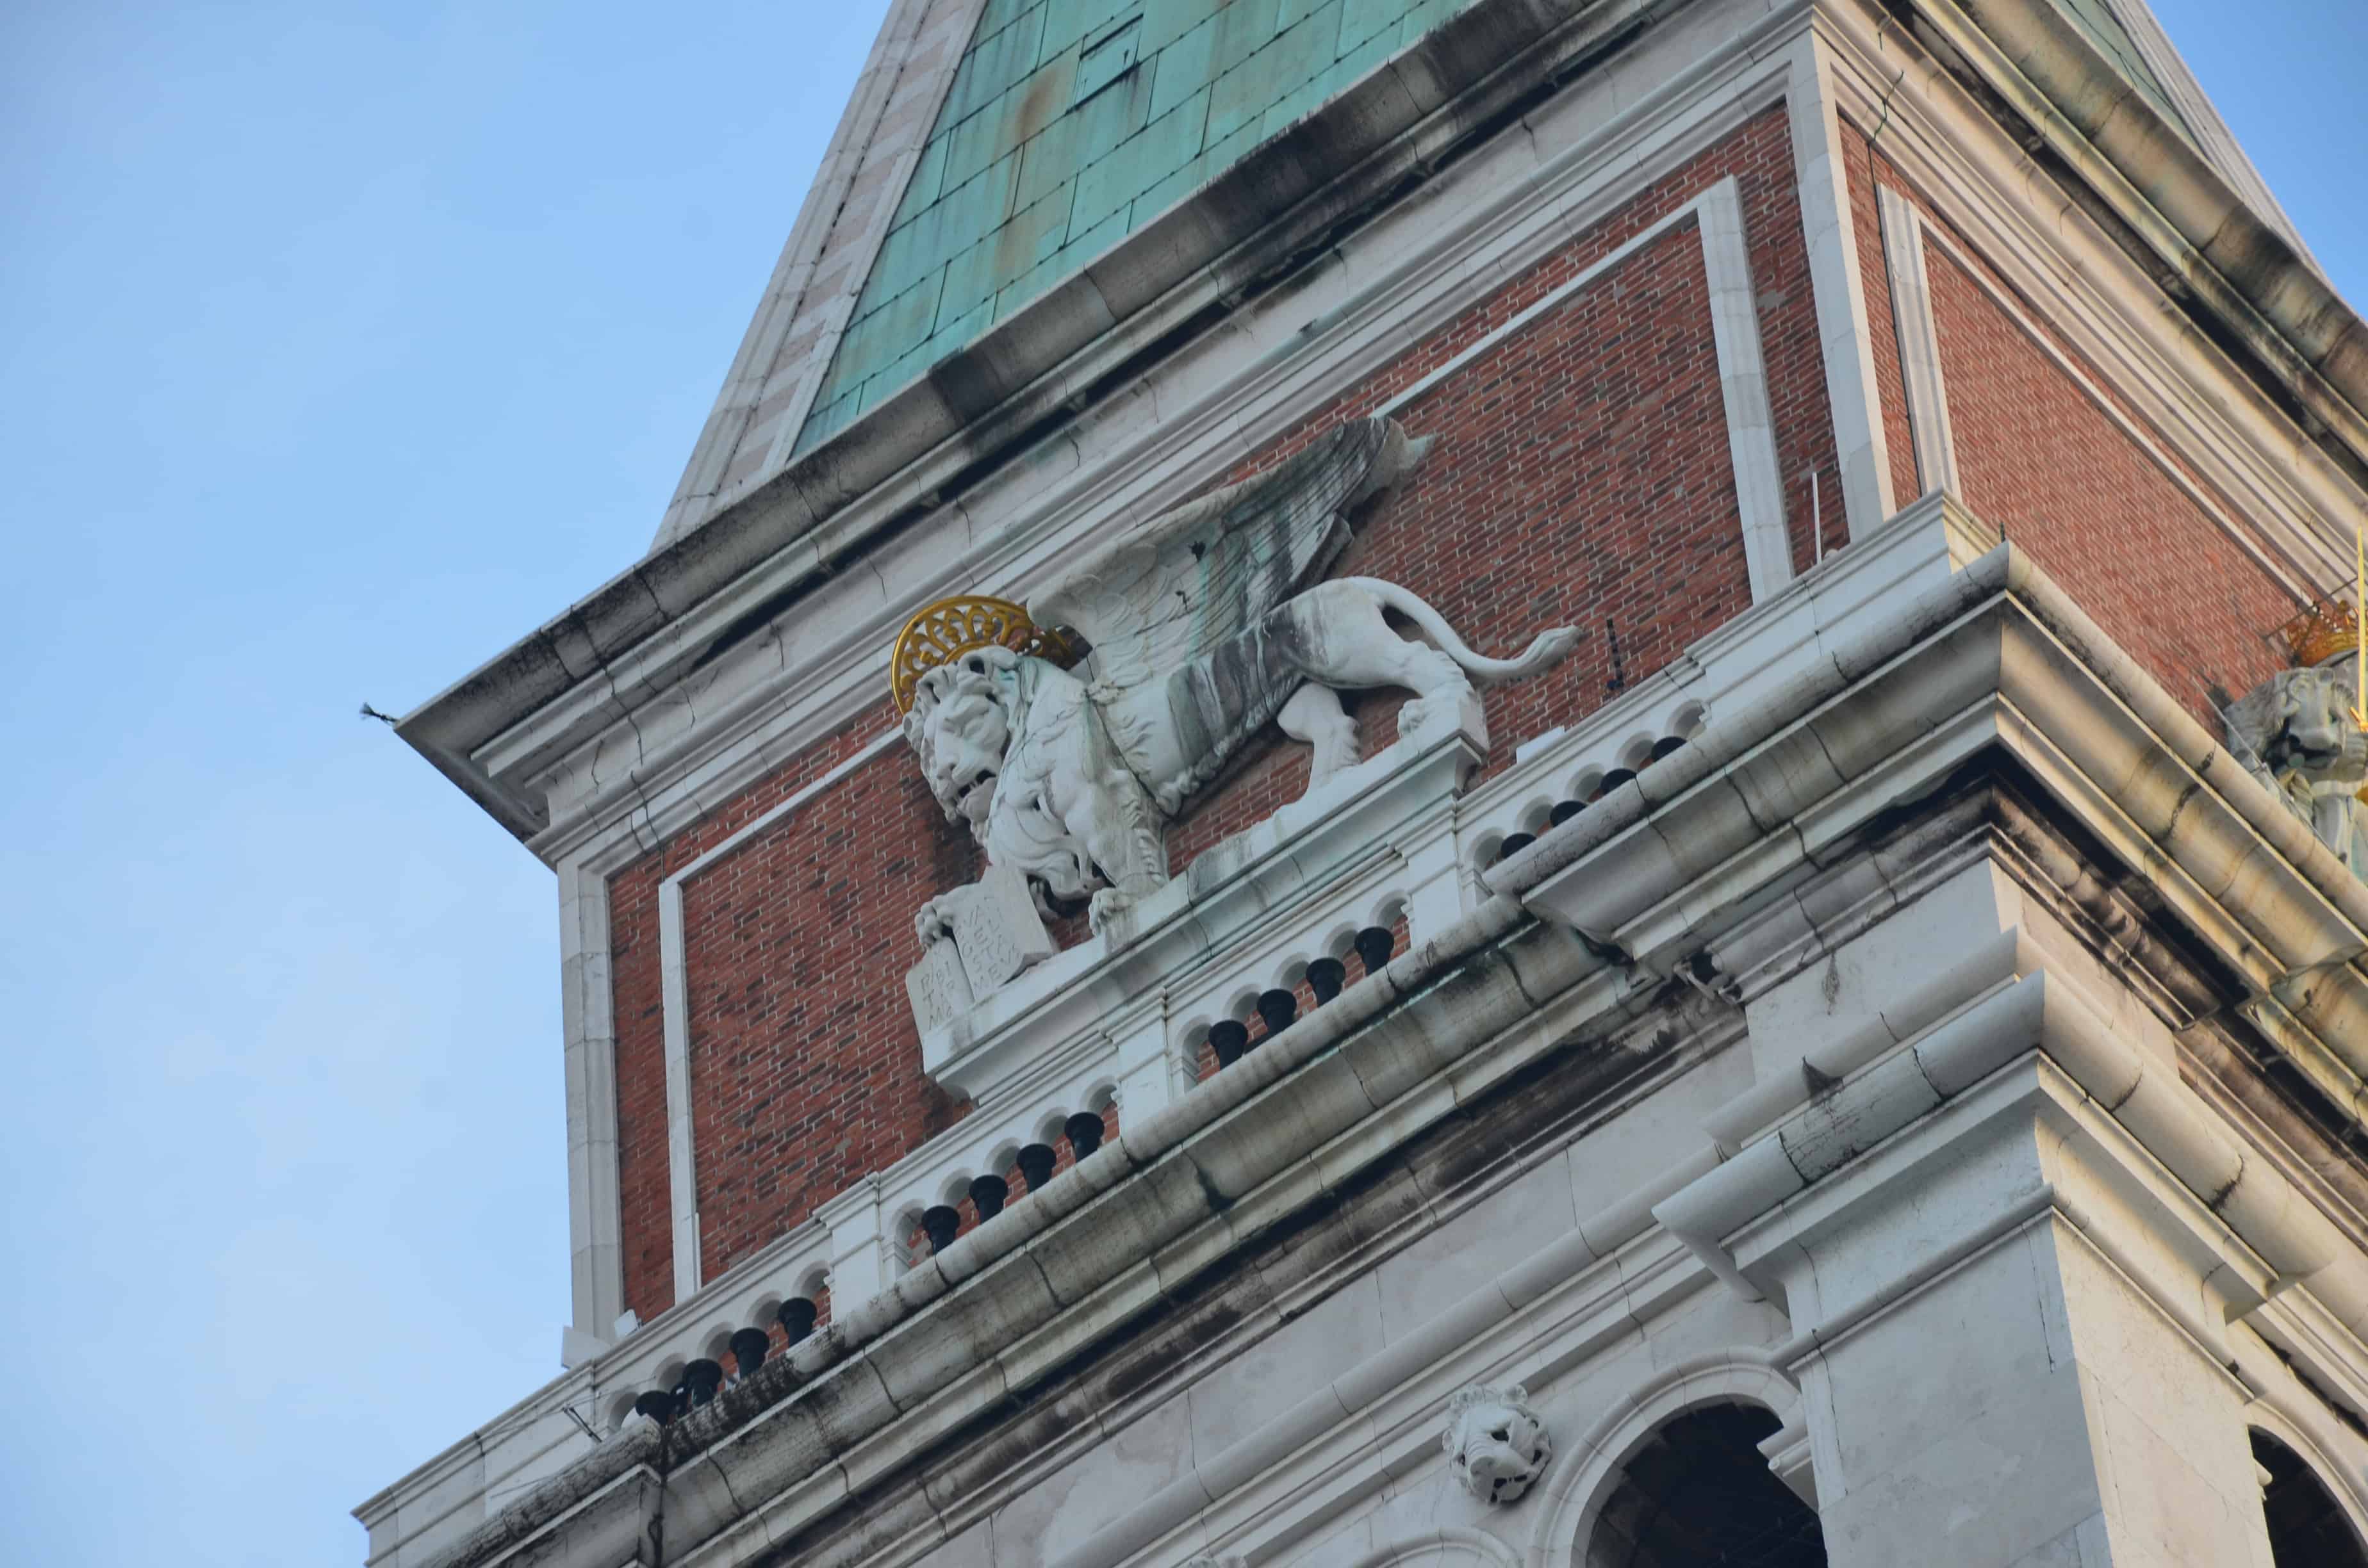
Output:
1398 684 1476 739
1087 888 1136 933
914 894 963 947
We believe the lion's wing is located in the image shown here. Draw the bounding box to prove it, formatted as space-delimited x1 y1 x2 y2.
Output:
1030 418 1417 693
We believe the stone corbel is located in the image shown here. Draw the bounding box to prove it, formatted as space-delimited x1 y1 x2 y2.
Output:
1657 964 2343 1355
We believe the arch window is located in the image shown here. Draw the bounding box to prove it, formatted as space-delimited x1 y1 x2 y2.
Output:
2255 1429 2368 1568
1586 1402 1825 1568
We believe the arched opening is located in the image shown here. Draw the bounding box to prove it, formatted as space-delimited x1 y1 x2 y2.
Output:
2255 1429 2368 1568
1586 1402 1825 1568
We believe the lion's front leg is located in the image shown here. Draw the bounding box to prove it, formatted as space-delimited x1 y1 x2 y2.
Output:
1071 770 1169 935
1083 827 1168 931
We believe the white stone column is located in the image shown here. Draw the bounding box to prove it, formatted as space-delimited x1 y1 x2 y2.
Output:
557 856 625 1346
1400 826 1468 945
1675 865 2295 1565
1785 29 1898 539
1876 186 1961 498
1400 703 1488 945
1770 1105 2278 1567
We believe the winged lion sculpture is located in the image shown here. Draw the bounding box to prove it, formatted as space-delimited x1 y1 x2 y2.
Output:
898 416 1580 949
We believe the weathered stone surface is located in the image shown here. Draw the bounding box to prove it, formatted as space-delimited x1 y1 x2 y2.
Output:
1440 1383 1552 1505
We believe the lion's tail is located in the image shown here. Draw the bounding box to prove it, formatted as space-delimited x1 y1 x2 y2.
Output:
1338 578 1582 684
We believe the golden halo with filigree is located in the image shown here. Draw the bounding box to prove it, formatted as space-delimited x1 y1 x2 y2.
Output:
889 595 1081 714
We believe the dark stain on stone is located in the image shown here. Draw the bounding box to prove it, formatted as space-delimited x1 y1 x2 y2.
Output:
1100 1296 1251 1406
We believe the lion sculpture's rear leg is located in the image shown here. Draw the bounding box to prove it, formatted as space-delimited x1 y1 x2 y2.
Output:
1278 683 1361 792
1292 581 1479 739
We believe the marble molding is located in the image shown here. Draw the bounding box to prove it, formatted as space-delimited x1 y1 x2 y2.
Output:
360 536 2368 1568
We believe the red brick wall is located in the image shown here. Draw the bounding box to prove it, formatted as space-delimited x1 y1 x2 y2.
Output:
1175 105 1838 862
604 108 1836 1318
1925 247 2296 717
1839 118 2304 723
607 722 972 1319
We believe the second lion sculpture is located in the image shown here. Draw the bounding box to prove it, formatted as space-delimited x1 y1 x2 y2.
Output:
2223 664 2368 881
907 417 1580 948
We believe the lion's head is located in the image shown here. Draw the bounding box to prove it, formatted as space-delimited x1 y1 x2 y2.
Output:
905 647 1022 834
1442 1384 1552 1505
2226 667 2368 793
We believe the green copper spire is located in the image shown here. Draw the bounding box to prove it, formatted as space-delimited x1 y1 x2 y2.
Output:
792 0 1477 455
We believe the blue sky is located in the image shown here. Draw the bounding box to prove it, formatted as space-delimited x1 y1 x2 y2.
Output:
0 2 2360 1562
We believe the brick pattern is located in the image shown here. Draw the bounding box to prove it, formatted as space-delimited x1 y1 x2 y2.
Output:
608 721 974 1320
1173 106 1839 863
607 110 1833 1319
1839 119 2303 725
1926 246 2296 718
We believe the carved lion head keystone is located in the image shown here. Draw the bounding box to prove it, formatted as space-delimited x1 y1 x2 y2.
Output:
1442 1383 1552 1505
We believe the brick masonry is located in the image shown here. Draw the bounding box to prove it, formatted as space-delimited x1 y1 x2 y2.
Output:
1841 118 2306 726
607 723 969 1320
609 733 1129 1318
607 106 1841 1320
1174 104 1841 862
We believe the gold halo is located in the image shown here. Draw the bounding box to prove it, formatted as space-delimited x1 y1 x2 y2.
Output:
889 595 1080 714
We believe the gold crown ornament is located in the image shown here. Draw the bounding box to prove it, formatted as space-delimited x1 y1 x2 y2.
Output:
2281 594 2364 670
889 595 1080 714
